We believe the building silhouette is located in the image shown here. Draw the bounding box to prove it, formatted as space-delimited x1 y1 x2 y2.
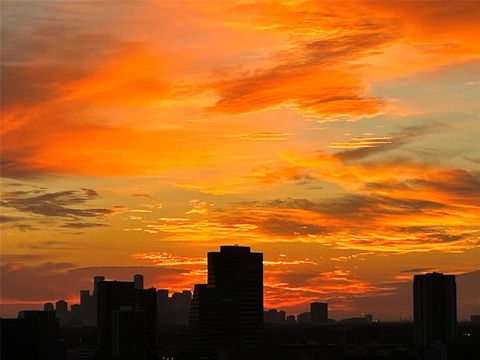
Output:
311 302 328 324
157 289 192 327
190 245 263 355
134 274 144 290
44 302 54 312
75 275 105 326
97 276 157 360
1 310 62 359
55 299 68 327
264 309 286 324
414 272 457 346
297 312 311 324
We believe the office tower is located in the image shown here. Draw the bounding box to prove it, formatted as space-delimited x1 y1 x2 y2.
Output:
157 289 173 327
172 291 191 325
97 275 156 360
112 307 147 360
44 302 54 311
94 276 105 294
80 290 90 305
70 304 82 326
134 274 144 290
157 289 192 327
55 299 69 326
78 276 104 326
208 245 263 348
311 302 328 324
189 284 220 352
190 245 263 354
414 272 457 346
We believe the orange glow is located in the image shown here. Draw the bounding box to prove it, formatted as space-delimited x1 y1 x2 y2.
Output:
1 0 479 319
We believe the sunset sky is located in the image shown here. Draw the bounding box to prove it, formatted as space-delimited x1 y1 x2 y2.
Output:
1 0 479 320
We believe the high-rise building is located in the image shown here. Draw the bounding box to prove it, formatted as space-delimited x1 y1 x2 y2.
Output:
97 275 156 360
311 302 328 324
55 299 69 326
134 274 144 290
157 289 192 327
190 245 263 354
208 245 263 348
189 284 220 352
413 272 457 346
44 302 54 312
112 307 147 360
94 276 105 295
79 276 105 326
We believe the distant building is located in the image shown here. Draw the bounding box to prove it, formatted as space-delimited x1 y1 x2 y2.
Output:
157 289 192 327
70 304 83 326
189 284 220 352
264 309 286 324
55 299 69 326
340 313 373 324
44 302 55 311
112 307 147 359
97 275 157 360
286 315 296 324
190 245 263 354
297 312 311 324
311 302 328 324
414 272 456 346
134 274 144 290
471 315 480 323
76 276 105 326
1 310 62 359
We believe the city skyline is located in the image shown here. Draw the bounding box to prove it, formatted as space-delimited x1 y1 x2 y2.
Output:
1 0 479 323
2 250 478 322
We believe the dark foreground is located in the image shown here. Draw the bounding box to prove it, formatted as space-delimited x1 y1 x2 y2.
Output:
2 320 479 360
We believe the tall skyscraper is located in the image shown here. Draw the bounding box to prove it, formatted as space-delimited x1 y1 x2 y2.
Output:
413 272 457 346
208 245 263 348
190 245 263 354
97 275 157 360
311 302 328 324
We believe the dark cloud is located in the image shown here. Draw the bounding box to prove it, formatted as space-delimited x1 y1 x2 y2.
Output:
400 268 434 274
8 223 40 232
0 187 114 231
0 215 23 223
266 194 445 220
410 170 480 199
260 218 331 237
18 240 76 250
1 188 111 219
0 254 49 263
60 222 107 229
207 30 392 117
336 123 447 161
365 169 480 206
